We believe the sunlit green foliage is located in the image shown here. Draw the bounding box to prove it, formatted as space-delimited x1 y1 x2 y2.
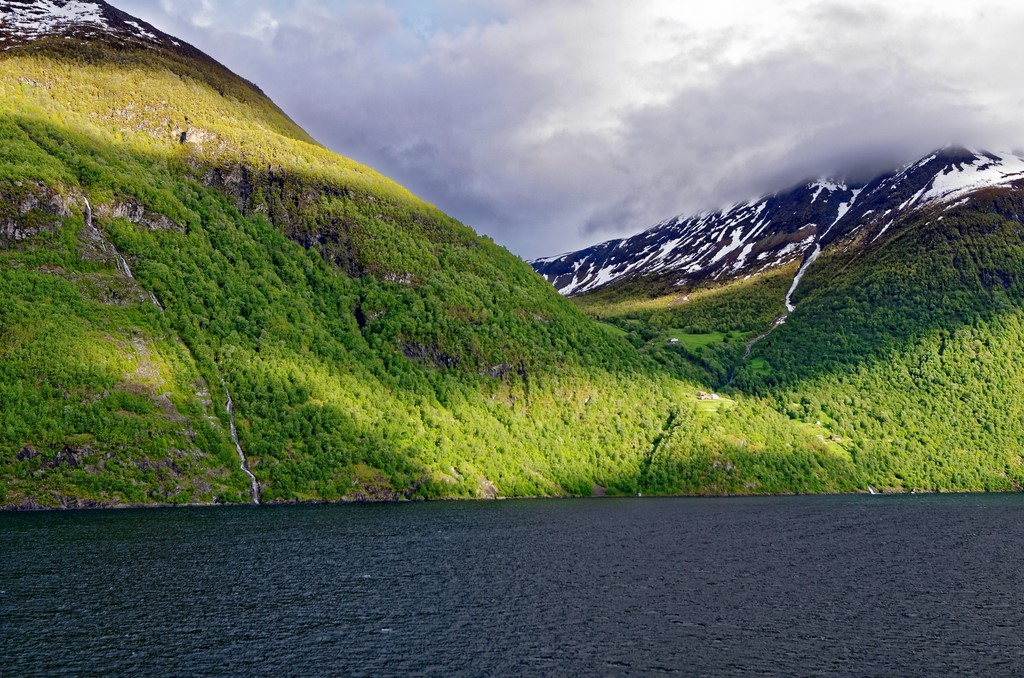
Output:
575 190 1024 494
576 266 792 384
732 195 1024 492
0 36 851 507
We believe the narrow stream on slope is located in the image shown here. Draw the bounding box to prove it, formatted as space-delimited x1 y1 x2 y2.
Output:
223 381 261 504
83 197 163 309
85 197 256 502
743 243 820 359
111 241 164 310
783 244 821 313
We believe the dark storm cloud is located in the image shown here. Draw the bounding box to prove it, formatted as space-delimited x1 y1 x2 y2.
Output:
116 1 1024 259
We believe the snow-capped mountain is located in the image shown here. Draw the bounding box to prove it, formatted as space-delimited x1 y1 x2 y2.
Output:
1 0 199 56
532 147 1024 296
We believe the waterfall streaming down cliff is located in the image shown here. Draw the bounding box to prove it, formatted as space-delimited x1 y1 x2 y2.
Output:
223 382 260 504
83 197 163 310
744 242 821 359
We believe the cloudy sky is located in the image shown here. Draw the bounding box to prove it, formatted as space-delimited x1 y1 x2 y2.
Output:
116 0 1024 259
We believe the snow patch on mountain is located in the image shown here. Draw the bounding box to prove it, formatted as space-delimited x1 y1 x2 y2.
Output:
2 0 105 32
532 147 1024 296
0 1 106 40
532 183 850 295
921 150 1024 204
810 180 846 204
785 244 821 312
123 19 155 41
0 0 171 48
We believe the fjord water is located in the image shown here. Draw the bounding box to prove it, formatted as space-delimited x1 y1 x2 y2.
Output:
3 495 1023 675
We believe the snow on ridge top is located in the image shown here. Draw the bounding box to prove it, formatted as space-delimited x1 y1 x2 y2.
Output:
809 179 846 203
532 145 1024 296
809 179 846 192
920 150 1024 205
530 252 573 265
0 0 169 47
0 0 107 36
123 19 155 41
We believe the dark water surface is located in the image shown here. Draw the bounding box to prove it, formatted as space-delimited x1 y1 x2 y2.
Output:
3 494 1024 675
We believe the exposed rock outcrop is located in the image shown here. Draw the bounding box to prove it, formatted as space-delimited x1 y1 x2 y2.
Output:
94 199 183 232
0 181 75 244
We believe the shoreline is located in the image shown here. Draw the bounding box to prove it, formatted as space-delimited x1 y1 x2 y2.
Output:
0 486 1012 512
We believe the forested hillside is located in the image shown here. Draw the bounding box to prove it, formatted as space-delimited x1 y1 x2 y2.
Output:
7 1 1023 508
0 2 859 508
734 190 1024 491
575 184 1024 494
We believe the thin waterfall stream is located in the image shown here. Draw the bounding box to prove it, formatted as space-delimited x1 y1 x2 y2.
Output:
743 242 821 359
85 197 257 502
783 244 821 313
83 197 163 309
223 381 260 504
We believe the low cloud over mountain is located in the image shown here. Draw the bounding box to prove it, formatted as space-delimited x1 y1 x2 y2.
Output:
120 1 1024 258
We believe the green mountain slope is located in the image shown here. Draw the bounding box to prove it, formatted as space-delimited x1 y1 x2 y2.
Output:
578 185 1024 494
0 10 858 507
734 190 1024 491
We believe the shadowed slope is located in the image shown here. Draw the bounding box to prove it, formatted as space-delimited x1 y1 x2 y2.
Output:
0 5 862 506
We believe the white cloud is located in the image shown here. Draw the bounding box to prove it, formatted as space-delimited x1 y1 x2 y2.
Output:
116 0 1024 258
157 0 215 28
243 9 279 39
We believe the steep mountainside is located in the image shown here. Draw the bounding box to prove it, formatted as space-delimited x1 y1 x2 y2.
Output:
0 0 860 507
557 149 1024 494
533 148 1024 296
728 183 1024 491
8 1 1022 507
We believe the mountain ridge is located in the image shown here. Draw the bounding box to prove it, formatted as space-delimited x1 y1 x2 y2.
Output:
0 0 277 96
1 0 176 47
532 147 1024 297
